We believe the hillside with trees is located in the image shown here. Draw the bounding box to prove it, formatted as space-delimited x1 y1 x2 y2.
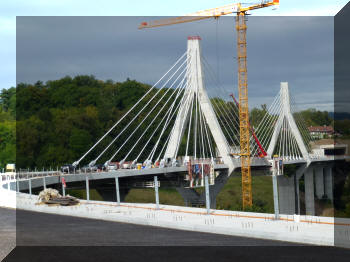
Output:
0 87 16 169
14 76 162 169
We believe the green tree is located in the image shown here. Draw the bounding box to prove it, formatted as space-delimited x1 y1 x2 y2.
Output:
0 121 15 168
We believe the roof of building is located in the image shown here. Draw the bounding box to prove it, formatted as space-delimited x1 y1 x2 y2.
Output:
319 144 348 149
308 125 334 132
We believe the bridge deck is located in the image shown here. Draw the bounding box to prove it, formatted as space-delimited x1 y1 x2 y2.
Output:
12 155 346 191
14 192 350 247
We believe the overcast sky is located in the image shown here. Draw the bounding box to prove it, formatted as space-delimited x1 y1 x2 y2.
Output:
1 1 347 112
16 15 334 111
1 0 347 91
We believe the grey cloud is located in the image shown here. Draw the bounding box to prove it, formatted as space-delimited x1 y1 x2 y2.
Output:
16 16 334 111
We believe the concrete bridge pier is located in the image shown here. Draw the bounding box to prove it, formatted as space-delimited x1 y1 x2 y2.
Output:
274 164 306 215
324 167 333 201
277 175 295 215
303 164 333 216
176 170 230 208
315 167 325 199
304 168 315 216
295 164 306 215
202 170 230 209
277 163 334 216
175 187 202 206
279 164 315 216
96 187 130 202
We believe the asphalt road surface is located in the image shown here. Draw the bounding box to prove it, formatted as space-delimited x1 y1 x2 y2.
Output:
2 208 350 262
14 208 297 246
0 208 15 261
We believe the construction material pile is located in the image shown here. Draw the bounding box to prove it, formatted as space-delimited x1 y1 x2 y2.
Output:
38 188 79 206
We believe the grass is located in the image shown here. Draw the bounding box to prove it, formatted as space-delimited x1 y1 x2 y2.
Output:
216 174 274 213
66 189 104 201
125 188 185 206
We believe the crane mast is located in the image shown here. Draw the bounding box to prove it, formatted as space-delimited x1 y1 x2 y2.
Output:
236 12 252 208
139 0 279 209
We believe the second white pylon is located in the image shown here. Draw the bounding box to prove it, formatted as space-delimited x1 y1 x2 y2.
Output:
267 82 310 161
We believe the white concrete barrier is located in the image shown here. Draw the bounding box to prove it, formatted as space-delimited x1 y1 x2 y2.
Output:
3 176 350 247
14 190 345 246
0 176 16 209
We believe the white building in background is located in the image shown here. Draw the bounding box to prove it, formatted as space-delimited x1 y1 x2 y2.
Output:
308 125 334 139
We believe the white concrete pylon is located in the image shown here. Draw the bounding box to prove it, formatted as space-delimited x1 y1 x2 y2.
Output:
267 82 310 161
164 36 235 174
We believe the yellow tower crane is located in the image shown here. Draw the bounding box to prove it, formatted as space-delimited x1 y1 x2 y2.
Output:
139 0 279 209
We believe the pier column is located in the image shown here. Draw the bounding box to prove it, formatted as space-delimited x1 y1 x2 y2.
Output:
277 175 295 215
176 170 229 208
209 188 217 209
96 187 130 202
324 167 333 201
295 175 300 214
295 164 307 215
154 176 159 210
176 187 201 207
115 177 120 205
304 168 315 216
29 179 32 197
85 176 90 201
62 178 66 197
204 175 210 214
315 167 324 199
203 170 230 209
272 173 279 219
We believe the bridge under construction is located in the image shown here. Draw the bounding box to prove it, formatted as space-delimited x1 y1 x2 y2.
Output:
1 29 349 250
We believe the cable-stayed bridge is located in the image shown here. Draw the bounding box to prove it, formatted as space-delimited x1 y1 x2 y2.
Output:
1 36 349 248
72 36 339 174
32 36 343 216
4 37 348 214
